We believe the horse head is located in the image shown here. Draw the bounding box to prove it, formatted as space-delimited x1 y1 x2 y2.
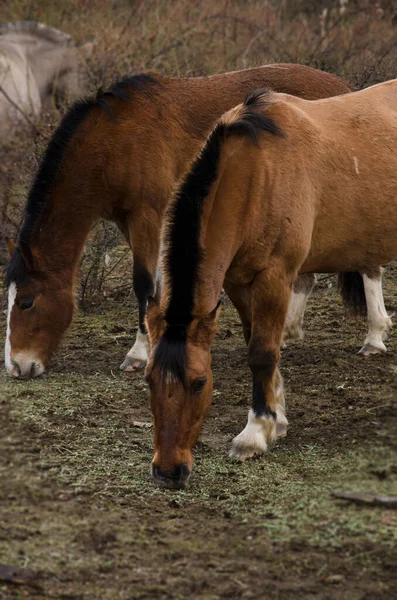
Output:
145 298 221 489
5 241 75 379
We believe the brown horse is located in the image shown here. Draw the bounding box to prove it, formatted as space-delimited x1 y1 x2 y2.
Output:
4 65 352 379
146 80 397 489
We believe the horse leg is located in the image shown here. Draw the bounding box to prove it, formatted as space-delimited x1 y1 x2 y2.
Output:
120 209 161 372
283 273 316 345
359 268 392 356
224 279 287 439
223 280 252 344
229 262 292 460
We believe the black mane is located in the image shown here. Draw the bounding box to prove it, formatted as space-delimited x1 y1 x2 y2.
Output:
96 73 160 117
5 247 32 287
227 89 285 144
153 120 226 385
6 97 96 284
5 73 160 286
155 88 283 385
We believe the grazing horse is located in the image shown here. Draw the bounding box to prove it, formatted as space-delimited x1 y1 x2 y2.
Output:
4 64 352 379
0 21 93 138
146 81 397 489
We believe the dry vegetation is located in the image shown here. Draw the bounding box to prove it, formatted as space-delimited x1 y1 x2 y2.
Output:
1 0 397 296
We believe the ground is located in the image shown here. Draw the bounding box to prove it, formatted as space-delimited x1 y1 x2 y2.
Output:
1 268 396 600
1 1 397 598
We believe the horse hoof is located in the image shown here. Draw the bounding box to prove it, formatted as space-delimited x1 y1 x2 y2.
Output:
358 344 386 357
228 445 259 462
119 357 146 371
228 411 278 461
276 421 288 438
282 328 304 345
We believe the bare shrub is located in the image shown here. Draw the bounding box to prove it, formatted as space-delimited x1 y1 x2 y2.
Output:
79 221 132 304
1 0 396 297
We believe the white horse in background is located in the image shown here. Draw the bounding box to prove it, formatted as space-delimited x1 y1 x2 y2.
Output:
0 21 93 137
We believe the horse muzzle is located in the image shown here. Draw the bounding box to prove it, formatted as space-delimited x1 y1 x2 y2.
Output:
151 462 191 490
7 356 45 379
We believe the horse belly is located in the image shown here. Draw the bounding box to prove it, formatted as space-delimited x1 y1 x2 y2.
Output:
301 185 397 273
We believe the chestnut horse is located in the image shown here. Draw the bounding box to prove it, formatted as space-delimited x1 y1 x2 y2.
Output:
5 65 352 379
146 81 397 489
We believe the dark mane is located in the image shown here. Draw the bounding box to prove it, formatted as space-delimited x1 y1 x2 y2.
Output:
152 325 188 388
5 247 32 287
96 73 160 116
6 97 96 284
153 119 226 385
226 89 285 144
155 88 283 384
164 122 229 328
6 72 160 286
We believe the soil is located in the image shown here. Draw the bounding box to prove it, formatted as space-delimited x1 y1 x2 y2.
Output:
1 268 396 600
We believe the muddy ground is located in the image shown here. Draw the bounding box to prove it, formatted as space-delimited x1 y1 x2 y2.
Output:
1 267 396 600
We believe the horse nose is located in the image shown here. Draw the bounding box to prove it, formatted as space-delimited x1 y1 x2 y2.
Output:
10 360 21 378
10 359 39 379
152 463 191 490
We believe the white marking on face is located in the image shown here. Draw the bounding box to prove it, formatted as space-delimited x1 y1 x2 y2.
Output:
5 282 17 374
354 156 359 174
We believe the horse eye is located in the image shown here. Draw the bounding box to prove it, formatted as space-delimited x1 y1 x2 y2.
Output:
192 378 207 394
20 299 34 310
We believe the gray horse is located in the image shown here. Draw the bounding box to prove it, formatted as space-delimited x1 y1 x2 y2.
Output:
0 21 93 137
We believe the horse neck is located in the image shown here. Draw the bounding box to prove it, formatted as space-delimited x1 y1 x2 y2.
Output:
32 203 100 284
29 165 106 283
195 195 236 316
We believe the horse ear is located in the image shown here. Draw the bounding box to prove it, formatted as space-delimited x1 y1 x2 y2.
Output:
193 299 222 343
208 299 222 322
146 297 165 342
202 299 222 326
6 238 16 258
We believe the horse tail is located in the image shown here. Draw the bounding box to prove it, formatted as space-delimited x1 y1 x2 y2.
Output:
337 272 367 315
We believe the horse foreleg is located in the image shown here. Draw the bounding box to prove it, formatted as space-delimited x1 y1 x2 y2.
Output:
283 273 316 345
229 263 291 460
223 280 252 344
120 210 161 372
359 269 392 357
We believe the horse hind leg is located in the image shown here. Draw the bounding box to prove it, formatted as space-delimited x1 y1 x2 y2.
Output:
283 273 316 345
359 269 392 357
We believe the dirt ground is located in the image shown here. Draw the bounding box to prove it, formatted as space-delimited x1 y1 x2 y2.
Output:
1 266 396 600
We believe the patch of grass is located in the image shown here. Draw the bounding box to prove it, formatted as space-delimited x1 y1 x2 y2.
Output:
1 287 396 597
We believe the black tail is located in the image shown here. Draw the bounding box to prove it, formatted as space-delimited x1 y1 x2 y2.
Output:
337 272 367 315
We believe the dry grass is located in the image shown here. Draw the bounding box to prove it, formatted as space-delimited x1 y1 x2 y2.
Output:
0 272 396 598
